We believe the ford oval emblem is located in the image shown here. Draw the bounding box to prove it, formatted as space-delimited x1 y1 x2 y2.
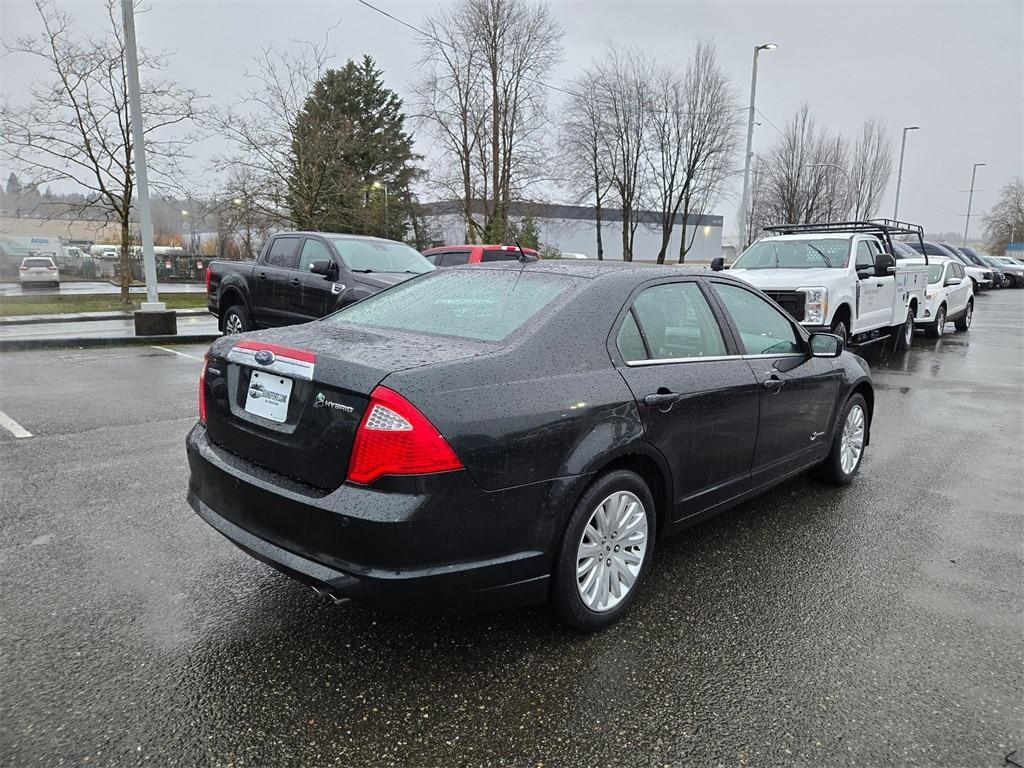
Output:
254 349 275 366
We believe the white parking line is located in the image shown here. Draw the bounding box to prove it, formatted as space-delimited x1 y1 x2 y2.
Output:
150 345 203 361
0 410 32 439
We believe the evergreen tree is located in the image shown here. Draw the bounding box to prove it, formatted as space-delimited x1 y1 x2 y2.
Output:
287 56 420 240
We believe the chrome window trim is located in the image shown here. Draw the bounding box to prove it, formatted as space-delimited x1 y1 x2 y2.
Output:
624 351 807 367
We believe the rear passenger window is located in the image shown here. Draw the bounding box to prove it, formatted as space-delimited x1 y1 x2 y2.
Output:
480 249 519 263
616 312 648 362
440 251 471 267
628 282 727 360
712 283 801 356
265 237 300 269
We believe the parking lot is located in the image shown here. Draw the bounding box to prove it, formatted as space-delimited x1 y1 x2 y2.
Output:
0 290 1021 767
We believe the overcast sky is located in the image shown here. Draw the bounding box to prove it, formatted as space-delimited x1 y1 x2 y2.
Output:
1 0 1021 239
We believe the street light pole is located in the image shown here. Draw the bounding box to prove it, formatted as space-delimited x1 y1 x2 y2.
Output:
119 0 161 311
893 125 919 220
738 43 777 249
963 162 986 246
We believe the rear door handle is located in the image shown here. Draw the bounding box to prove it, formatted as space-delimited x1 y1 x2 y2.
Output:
763 374 785 392
290 278 300 286
643 392 679 407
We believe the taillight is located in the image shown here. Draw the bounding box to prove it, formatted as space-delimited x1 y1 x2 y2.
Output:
205 268 212 292
47 266 58 271
198 355 209 424
347 386 462 485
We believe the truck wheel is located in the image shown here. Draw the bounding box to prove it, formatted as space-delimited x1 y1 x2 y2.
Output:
830 317 849 348
954 299 973 332
223 305 250 335
925 304 946 338
892 310 914 351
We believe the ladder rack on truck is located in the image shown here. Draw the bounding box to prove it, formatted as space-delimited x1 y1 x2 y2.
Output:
762 219 928 265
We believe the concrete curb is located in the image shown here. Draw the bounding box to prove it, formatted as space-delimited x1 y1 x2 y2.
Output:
0 333 221 352
0 308 209 326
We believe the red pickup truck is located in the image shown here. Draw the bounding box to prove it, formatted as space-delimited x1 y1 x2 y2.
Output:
421 244 539 267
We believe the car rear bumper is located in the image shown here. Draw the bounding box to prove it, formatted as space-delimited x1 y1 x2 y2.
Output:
186 424 581 613
19 273 59 284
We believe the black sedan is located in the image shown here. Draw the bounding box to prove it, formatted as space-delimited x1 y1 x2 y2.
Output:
187 262 874 631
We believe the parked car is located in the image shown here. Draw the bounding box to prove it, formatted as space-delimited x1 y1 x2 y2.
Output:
948 245 1008 288
422 244 539 266
18 256 60 288
991 255 1024 287
904 240 992 293
206 232 434 334
720 220 928 352
977 254 1015 287
908 257 974 337
559 252 589 259
188 262 874 631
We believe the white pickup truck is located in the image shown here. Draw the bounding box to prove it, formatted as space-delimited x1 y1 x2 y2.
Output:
714 221 930 352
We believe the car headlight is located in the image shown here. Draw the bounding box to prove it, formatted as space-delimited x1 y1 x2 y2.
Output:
926 291 936 300
800 287 828 325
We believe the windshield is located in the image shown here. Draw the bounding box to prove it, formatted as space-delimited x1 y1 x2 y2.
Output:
329 268 578 342
927 264 944 283
731 238 850 269
329 237 434 274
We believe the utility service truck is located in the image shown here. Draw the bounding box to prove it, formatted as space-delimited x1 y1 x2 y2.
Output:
714 220 930 352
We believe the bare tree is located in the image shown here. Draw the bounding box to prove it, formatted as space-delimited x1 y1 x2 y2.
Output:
0 0 199 304
416 0 563 243
208 28 348 231
982 177 1024 255
594 47 653 261
848 119 893 219
674 41 741 263
560 70 612 259
761 104 850 227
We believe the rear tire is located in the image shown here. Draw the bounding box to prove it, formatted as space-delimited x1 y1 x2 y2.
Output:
954 299 973 332
222 304 251 335
551 469 655 632
818 394 868 486
892 310 914 351
925 304 946 338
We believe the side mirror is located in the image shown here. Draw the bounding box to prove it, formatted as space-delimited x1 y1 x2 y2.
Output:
309 260 335 278
710 256 725 272
944 277 962 287
874 251 896 277
809 332 843 358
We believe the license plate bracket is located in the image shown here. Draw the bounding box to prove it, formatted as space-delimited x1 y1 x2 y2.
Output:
244 370 293 423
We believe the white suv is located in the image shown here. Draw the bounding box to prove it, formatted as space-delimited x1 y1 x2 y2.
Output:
19 256 61 288
908 257 973 337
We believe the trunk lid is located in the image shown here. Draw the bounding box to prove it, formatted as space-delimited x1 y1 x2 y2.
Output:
203 322 492 490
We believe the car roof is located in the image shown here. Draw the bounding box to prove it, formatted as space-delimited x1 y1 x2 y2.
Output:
275 231 405 244
450 259 719 282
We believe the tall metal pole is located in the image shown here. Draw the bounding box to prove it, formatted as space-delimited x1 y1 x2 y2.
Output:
963 162 986 246
893 125 918 220
120 0 162 310
738 43 776 250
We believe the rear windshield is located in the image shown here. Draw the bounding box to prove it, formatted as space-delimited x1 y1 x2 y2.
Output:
23 258 54 268
732 238 849 269
328 237 434 274
480 249 521 263
329 269 577 342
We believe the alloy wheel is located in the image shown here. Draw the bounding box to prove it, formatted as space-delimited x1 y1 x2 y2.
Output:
903 314 914 347
935 307 946 337
575 490 648 612
840 404 865 475
225 313 243 335
965 303 973 329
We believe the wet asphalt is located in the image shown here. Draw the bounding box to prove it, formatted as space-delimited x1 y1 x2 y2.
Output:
0 291 1021 767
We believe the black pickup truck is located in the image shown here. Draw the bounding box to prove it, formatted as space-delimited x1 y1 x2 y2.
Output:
207 231 434 333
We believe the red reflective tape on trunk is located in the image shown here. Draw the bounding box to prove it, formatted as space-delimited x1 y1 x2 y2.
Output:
234 339 316 363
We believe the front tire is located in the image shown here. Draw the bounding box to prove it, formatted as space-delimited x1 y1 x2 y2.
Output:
551 470 655 632
830 317 849 348
222 304 251 335
925 304 946 338
954 299 973 332
818 394 868 486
